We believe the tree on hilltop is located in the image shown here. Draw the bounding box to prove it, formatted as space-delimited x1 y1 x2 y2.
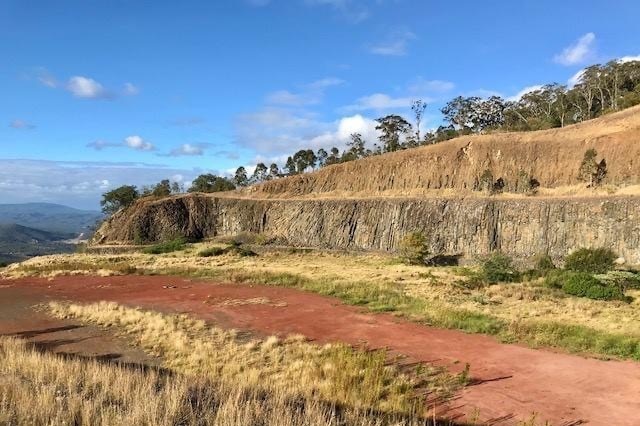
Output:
234 167 248 187
188 174 235 193
101 185 139 215
375 115 412 152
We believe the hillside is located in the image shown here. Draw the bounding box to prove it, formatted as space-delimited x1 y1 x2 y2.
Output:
94 106 640 262
245 105 640 198
0 223 75 264
0 223 71 243
0 203 102 235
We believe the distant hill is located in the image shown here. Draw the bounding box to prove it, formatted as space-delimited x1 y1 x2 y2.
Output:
0 203 102 235
0 223 77 265
0 223 72 243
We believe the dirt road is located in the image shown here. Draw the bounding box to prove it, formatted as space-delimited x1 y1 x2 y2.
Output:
1 275 638 425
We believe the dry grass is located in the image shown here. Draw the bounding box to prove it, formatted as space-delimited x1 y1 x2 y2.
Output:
226 184 640 201
0 336 450 426
5 247 640 359
240 105 640 198
46 302 461 415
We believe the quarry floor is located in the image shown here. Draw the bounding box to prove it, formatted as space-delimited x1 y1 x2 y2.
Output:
1 275 639 426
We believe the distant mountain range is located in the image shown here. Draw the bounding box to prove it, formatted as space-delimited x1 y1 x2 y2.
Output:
0 203 102 235
0 203 103 265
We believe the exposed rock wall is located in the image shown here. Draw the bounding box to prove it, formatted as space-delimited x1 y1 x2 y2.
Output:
94 194 640 263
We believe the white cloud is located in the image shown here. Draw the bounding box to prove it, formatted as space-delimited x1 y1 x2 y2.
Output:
0 159 213 209
9 119 36 130
35 68 58 88
266 77 344 106
507 85 544 102
565 55 640 88
169 117 205 127
554 32 596 66
568 69 586 87
368 30 416 56
266 90 312 106
124 135 155 151
335 114 380 143
619 55 640 63
407 78 455 94
169 144 205 156
122 82 140 96
86 140 119 150
306 77 344 90
31 69 137 100
234 106 381 158
66 76 109 99
342 93 414 112
305 0 369 22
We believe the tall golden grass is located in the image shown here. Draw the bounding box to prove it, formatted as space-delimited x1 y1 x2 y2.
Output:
0 336 447 425
46 302 460 416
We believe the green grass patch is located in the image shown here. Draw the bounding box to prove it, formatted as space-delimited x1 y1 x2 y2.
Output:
143 237 188 255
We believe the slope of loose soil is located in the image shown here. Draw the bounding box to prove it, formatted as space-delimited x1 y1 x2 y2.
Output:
246 105 640 197
2 275 639 426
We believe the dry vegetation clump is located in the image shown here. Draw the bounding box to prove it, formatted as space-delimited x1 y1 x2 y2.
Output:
46 302 461 415
0 337 447 426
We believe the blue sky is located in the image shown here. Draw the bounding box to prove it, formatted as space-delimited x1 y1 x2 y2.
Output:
2 0 640 209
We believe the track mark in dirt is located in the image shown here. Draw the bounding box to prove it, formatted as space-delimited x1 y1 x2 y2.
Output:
2 275 639 426
0 285 158 366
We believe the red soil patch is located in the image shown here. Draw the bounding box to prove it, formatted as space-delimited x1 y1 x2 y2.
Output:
2 275 639 426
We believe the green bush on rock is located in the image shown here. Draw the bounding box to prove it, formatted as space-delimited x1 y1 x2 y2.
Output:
565 248 616 274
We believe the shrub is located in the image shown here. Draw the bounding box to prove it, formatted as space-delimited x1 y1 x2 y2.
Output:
232 246 258 257
543 269 572 289
561 272 626 301
535 254 556 271
198 244 257 258
198 247 227 257
454 271 487 289
397 232 429 265
481 253 520 283
564 247 616 274
143 237 187 255
595 270 640 292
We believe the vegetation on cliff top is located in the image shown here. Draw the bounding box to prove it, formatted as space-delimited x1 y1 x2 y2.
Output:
98 59 639 214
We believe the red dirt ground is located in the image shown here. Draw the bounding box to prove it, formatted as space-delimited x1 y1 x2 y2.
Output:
1 275 639 426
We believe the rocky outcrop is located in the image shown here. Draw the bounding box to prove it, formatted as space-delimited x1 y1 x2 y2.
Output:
94 194 640 263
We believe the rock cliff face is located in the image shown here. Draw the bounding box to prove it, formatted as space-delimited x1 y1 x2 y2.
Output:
94 194 640 263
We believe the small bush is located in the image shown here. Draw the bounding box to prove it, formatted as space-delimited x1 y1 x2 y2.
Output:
535 254 556 271
143 237 188 255
543 269 572 289
480 253 520 283
522 254 557 281
397 232 429 265
454 271 487 289
198 247 227 257
565 247 616 274
232 246 258 257
562 272 626 301
198 244 257 258
595 270 640 292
